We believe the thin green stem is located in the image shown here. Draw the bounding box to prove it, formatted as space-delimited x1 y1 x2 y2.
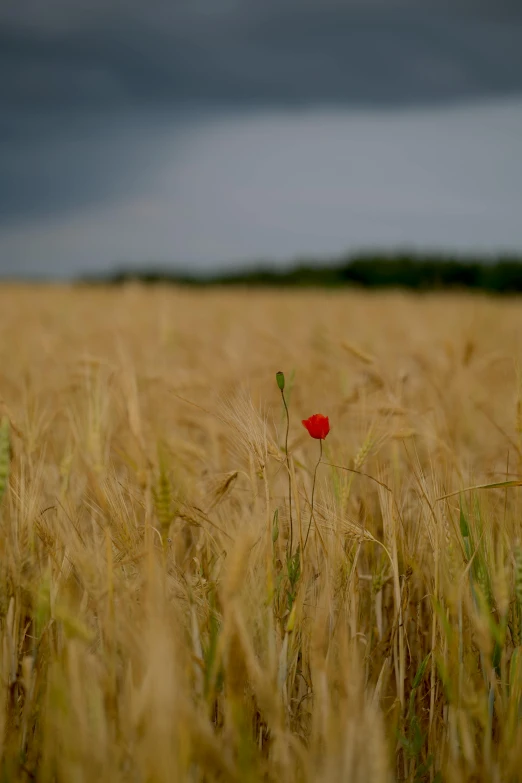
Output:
280 389 293 555
303 439 323 553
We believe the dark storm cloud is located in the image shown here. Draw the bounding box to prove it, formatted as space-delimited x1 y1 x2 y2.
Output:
0 112 179 223
0 0 521 239
1 0 522 113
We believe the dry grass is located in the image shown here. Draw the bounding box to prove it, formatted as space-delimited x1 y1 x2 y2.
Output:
1 283 522 782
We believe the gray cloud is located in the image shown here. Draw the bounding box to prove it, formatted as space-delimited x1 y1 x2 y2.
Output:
0 109 196 223
1 100 521 277
2 1 522 114
1 0 522 271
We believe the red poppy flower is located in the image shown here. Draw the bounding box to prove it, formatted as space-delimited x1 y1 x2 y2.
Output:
302 414 330 440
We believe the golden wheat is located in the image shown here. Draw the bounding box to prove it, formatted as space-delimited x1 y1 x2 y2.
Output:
0 283 521 781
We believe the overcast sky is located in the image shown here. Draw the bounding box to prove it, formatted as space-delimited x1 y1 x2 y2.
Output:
1 0 522 277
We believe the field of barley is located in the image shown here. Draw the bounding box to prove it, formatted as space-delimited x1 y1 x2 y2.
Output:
1 284 522 782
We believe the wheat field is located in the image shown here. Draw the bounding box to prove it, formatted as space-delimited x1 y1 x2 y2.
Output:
1 284 522 782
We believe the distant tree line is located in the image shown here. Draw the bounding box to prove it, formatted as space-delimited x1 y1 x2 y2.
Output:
87 253 522 292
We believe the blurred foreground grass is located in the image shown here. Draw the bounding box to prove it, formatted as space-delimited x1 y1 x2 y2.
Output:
1 284 522 781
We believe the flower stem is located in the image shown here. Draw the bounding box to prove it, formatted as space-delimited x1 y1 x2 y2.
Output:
280 388 293 555
304 439 322 552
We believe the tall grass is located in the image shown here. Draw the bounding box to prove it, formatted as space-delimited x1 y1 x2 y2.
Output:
0 283 522 781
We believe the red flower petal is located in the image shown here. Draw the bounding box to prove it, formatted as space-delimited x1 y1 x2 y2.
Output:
302 414 330 440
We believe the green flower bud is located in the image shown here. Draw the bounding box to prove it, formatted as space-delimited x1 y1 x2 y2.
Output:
276 371 285 391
